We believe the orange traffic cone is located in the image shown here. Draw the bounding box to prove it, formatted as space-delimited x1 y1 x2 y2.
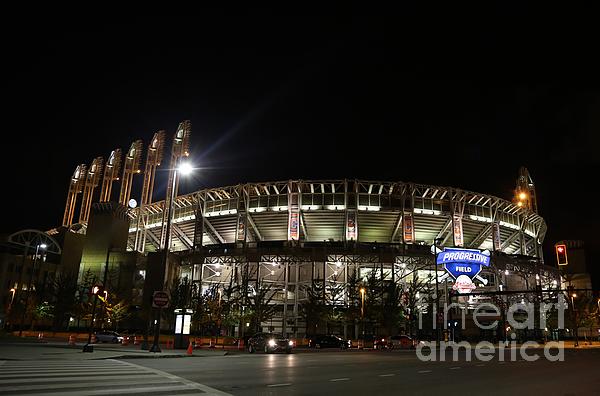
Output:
187 340 193 355
68 334 76 345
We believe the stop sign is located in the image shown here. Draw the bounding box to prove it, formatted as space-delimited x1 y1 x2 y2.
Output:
152 291 170 308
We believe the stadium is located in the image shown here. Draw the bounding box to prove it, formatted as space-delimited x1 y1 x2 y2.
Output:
35 121 560 341
124 177 559 338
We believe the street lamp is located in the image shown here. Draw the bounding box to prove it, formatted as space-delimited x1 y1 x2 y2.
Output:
432 237 443 346
8 288 16 309
19 243 47 337
571 292 578 347
83 285 102 352
359 287 366 346
149 161 194 353
360 288 365 318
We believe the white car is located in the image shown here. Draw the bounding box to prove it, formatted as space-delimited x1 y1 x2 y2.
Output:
95 331 124 343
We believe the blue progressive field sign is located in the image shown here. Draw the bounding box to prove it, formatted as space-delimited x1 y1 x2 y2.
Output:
436 248 490 280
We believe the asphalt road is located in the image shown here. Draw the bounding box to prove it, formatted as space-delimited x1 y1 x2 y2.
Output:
126 348 600 396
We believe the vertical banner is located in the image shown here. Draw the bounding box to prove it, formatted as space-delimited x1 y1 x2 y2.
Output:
346 211 357 240
236 213 246 241
492 221 501 250
453 214 464 247
288 211 299 241
403 212 414 243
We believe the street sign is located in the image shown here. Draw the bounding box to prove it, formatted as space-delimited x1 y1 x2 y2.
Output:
152 290 170 308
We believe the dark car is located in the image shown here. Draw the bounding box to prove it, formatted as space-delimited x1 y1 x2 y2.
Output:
247 333 293 354
308 334 352 349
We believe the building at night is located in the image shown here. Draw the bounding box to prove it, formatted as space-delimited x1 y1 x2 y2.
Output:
5 120 563 340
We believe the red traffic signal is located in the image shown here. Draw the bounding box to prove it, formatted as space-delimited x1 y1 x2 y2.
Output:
555 244 568 266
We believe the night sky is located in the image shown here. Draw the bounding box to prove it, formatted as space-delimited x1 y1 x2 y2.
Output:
3 13 598 285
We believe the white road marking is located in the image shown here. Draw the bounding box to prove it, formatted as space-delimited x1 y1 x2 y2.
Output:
476 364 485 367
268 383 292 387
418 370 432 373
330 377 350 382
0 359 232 395
449 366 461 370
379 374 395 377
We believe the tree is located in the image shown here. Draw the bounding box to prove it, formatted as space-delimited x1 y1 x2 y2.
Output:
106 300 131 332
47 271 78 330
32 301 54 330
301 281 327 335
72 269 97 328
401 271 433 337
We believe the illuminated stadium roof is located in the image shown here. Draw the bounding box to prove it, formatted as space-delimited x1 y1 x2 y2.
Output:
127 179 546 258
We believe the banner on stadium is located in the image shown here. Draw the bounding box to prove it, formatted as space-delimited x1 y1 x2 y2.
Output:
346 211 357 241
403 212 414 243
236 213 246 241
492 221 501 250
288 211 299 241
453 214 463 247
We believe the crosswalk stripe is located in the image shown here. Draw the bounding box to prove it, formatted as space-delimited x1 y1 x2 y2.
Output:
0 370 148 378
0 374 156 385
0 359 231 396
0 377 178 392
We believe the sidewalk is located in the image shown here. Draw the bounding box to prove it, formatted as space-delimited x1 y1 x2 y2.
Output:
0 340 229 361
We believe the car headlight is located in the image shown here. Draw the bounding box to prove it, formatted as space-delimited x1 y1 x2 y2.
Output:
268 339 276 347
288 340 294 346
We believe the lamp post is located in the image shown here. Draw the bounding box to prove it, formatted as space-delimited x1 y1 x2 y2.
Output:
149 161 193 353
83 245 113 353
83 285 101 352
360 287 366 347
19 243 47 337
571 292 578 347
433 238 443 347
8 288 16 311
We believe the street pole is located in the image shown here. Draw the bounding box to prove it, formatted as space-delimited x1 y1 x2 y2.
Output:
149 168 178 353
433 238 441 347
83 289 99 352
360 287 365 347
19 244 45 337
571 294 579 347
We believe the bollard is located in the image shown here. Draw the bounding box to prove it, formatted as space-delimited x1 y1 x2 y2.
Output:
38 332 44 340
68 334 76 345
133 335 140 345
122 336 129 346
91 334 97 343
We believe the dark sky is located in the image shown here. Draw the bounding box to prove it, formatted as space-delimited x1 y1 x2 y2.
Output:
3 12 599 284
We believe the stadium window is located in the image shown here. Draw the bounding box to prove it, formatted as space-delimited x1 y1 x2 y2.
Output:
414 198 423 209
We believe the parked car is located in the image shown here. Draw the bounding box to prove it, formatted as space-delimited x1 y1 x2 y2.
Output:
308 334 352 349
375 335 418 349
247 333 293 353
94 331 124 343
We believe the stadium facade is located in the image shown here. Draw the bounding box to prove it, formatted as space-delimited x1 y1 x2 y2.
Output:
16 120 558 339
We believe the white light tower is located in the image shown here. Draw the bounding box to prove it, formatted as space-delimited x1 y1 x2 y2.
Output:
149 161 194 353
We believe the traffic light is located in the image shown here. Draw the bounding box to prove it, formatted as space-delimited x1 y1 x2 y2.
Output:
555 244 568 266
